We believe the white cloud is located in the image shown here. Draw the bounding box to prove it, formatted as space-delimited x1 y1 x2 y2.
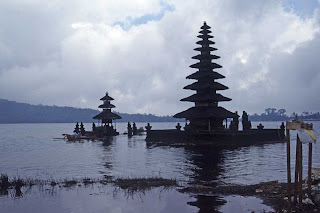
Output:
0 0 319 116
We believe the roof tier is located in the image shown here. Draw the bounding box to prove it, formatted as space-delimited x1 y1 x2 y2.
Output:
98 103 115 109
173 106 237 119
93 111 122 120
186 71 225 80
201 22 211 29
184 81 228 90
196 40 215 45
197 34 213 39
192 54 220 60
181 93 231 102
190 61 222 69
100 93 114 101
199 29 211 34
194 46 217 52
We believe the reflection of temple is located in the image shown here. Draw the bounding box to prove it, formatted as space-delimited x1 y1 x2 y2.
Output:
174 22 238 131
184 145 226 213
92 92 121 136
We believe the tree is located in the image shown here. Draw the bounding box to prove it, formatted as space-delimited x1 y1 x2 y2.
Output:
303 111 310 117
278 109 286 117
265 108 272 115
270 108 277 115
291 112 297 118
265 108 277 115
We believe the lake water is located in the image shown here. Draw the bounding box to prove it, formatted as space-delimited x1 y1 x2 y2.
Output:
0 121 319 213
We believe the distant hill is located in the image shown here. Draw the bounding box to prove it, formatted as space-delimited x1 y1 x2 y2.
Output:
0 99 182 123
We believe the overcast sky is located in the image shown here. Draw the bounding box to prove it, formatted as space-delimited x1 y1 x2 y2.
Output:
0 0 319 116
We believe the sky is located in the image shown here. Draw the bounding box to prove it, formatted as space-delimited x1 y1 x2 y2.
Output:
0 0 320 116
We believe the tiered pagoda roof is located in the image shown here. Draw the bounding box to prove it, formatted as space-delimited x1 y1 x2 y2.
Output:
93 92 121 122
174 22 237 129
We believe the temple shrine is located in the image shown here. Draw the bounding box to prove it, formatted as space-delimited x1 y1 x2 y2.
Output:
146 22 285 145
92 92 121 136
173 22 238 131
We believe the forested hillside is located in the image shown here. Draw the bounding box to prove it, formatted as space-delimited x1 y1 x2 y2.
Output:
0 99 181 123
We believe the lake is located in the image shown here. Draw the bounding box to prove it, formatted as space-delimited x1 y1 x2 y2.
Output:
0 121 319 212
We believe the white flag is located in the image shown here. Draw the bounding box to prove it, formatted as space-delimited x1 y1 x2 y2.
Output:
297 128 316 144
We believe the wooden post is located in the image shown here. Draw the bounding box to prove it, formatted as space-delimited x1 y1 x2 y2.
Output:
298 135 303 205
308 143 312 197
286 129 292 211
285 120 315 208
294 138 299 205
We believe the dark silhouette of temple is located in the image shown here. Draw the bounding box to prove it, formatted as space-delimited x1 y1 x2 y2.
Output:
146 22 285 145
92 92 122 136
174 22 238 131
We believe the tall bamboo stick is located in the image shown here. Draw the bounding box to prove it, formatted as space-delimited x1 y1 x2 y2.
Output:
294 136 299 205
298 135 303 205
308 143 312 197
286 129 291 211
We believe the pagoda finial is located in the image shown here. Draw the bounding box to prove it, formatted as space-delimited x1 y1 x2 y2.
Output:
204 21 206 25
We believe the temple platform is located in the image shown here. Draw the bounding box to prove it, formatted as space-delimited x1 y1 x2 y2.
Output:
146 128 285 147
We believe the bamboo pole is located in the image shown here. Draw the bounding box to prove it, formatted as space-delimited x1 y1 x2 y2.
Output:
298 135 303 205
308 143 312 197
286 129 291 211
294 137 299 205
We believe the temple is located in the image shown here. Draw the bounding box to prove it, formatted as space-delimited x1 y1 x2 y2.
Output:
92 92 121 136
174 22 238 131
146 22 285 145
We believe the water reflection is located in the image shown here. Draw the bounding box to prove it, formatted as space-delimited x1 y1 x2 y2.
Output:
182 144 226 212
185 145 224 185
146 140 227 212
188 195 226 213
0 188 8 197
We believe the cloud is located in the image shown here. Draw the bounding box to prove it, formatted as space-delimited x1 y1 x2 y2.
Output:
0 0 319 115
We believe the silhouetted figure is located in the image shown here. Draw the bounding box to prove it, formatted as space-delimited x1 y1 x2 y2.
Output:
92 122 96 131
234 111 239 131
133 122 137 135
242 111 251 131
74 122 80 134
127 122 132 137
184 123 190 131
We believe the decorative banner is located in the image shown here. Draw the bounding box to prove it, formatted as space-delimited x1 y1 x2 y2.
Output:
297 128 316 144
304 129 317 142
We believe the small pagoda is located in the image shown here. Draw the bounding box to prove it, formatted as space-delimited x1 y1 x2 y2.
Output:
173 22 238 131
93 92 122 136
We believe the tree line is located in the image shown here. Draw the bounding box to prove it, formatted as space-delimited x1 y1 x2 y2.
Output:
0 99 318 123
249 108 320 121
